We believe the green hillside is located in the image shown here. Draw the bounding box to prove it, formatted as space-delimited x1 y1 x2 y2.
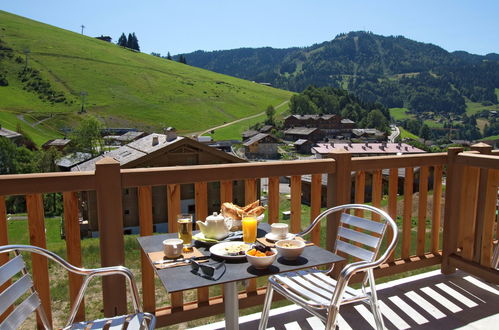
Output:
0 11 292 145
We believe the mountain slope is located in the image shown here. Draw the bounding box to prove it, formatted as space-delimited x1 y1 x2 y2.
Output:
0 11 292 144
179 31 499 115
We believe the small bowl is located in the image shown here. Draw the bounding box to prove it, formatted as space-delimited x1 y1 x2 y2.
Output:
275 239 305 260
245 248 277 269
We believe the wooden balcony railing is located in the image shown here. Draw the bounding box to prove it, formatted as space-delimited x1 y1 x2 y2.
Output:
0 148 498 328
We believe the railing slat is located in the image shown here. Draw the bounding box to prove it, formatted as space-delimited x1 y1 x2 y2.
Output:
372 170 382 222
459 167 480 260
0 195 13 323
220 180 233 204
267 177 280 225
417 166 429 256
26 193 52 328
480 169 499 267
310 174 322 245
195 182 209 304
166 184 183 308
138 186 156 313
388 168 398 262
290 175 302 234
431 165 443 253
402 168 414 259
63 191 85 321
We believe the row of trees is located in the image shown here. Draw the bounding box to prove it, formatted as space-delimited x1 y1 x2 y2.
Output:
117 32 140 51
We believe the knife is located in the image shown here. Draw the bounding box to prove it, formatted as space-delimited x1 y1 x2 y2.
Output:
153 255 210 265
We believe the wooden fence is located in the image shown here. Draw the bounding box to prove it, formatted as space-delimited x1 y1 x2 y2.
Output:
0 148 497 328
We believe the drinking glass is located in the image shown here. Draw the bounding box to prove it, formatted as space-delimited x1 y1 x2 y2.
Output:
177 213 193 250
242 215 258 243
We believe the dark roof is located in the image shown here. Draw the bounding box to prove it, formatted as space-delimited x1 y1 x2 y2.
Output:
242 130 259 139
43 139 71 147
243 133 279 147
71 134 245 171
284 127 318 135
285 114 337 120
294 139 310 146
0 127 21 139
56 152 92 169
260 125 273 133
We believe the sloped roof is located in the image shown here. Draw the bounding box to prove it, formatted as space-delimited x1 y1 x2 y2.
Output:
71 134 245 171
0 127 21 139
285 114 337 120
243 133 279 146
294 139 310 146
313 143 425 154
284 127 318 135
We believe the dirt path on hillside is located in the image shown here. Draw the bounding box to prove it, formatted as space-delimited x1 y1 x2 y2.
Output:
192 100 290 137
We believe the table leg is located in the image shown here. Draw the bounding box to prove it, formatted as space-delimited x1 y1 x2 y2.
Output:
224 281 239 330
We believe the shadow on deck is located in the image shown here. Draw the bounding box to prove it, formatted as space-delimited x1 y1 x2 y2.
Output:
192 270 499 330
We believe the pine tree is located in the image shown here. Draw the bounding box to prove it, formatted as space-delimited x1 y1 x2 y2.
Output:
117 33 127 47
127 33 134 49
131 32 140 51
166 52 172 60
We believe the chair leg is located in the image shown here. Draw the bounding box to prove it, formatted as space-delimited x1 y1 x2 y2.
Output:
259 282 274 330
325 305 340 330
368 270 385 330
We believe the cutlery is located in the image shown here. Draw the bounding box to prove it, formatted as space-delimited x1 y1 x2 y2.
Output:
153 255 209 265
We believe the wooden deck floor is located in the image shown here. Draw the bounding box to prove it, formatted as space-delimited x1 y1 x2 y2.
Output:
191 270 499 329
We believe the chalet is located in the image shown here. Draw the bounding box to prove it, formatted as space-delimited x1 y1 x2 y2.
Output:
283 114 355 135
242 129 259 141
293 139 313 154
284 127 322 143
312 142 425 158
56 152 92 171
0 125 22 146
42 139 71 151
72 131 248 235
104 131 147 146
243 133 280 159
351 128 387 141
95 35 112 42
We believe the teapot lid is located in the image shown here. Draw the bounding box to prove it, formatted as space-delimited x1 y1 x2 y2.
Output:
206 212 224 221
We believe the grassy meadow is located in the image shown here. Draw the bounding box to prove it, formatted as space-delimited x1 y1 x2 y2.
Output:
0 10 292 145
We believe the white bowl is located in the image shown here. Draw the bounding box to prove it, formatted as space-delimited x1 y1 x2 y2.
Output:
245 248 277 269
275 239 305 260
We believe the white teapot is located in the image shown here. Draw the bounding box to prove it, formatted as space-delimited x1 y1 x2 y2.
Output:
196 212 231 240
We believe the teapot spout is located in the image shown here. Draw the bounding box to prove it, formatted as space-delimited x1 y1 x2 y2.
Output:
196 221 208 233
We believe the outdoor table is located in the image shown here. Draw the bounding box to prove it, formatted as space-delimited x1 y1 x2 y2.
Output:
137 223 344 330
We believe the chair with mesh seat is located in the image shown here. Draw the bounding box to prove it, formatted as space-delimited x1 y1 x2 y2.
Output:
0 244 156 329
259 204 398 330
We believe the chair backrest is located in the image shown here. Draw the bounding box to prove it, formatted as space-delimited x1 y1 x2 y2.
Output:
299 204 398 268
0 251 51 329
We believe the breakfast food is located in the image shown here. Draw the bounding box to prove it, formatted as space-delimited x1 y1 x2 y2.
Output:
224 243 249 256
221 201 265 220
247 248 274 257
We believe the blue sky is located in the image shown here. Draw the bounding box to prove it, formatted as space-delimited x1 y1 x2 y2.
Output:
2 1 498 56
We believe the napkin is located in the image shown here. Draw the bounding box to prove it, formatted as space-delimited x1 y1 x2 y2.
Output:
148 247 208 269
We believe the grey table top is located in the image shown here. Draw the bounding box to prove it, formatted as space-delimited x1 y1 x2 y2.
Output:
136 223 344 293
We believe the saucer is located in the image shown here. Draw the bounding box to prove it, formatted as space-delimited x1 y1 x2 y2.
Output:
265 232 295 242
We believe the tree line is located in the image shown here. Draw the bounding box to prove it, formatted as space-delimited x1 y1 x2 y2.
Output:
117 32 140 51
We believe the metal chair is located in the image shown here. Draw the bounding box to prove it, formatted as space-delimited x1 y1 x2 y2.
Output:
259 204 398 330
0 245 156 329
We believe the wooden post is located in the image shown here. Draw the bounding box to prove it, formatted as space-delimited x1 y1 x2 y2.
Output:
441 147 464 275
94 158 127 316
326 151 352 252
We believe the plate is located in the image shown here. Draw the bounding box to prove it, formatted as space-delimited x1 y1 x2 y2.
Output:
192 232 229 245
209 242 251 260
265 232 296 242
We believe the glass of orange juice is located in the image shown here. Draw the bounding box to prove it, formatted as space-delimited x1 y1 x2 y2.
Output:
242 215 258 243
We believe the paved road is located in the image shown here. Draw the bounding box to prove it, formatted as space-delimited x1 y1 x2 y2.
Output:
388 124 400 142
193 100 289 137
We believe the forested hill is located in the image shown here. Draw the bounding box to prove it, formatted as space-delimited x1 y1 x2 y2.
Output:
179 31 499 115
